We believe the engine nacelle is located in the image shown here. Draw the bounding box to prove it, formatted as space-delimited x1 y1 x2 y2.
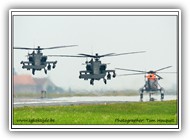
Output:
86 64 92 71
100 64 106 71
41 56 47 62
28 57 34 62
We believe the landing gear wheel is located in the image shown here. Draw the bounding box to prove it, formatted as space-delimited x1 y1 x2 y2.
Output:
44 69 47 74
113 72 116 78
32 69 35 75
107 73 111 80
149 93 154 101
161 93 164 101
140 93 143 102
139 88 144 101
47 64 51 70
160 88 165 101
53 65 56 69
90 79 94 85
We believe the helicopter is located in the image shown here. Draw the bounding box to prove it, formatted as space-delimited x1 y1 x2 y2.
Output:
116 66 175 101
14 45 77 75
49 51 145 85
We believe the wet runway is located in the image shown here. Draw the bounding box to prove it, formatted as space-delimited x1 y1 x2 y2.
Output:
13 95 177 107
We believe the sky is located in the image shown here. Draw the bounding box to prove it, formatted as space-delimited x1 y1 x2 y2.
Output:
13 12 178 91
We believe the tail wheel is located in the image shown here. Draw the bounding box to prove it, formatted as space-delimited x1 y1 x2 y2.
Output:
149 93 154 101
103 78 107 84
90 79 94 85
32 69 35 75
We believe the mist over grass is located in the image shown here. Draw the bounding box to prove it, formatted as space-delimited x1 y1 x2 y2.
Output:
14 88 177 99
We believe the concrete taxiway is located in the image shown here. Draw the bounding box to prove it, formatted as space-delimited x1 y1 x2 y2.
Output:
13 95 177 107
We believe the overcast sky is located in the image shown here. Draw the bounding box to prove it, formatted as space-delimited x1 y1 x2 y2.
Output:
13 13 178 91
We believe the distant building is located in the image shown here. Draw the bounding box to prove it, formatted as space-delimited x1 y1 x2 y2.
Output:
14 74 36 94
13 74 64 94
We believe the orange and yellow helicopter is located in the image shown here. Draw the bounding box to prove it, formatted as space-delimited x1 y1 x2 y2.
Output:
116 66 175 101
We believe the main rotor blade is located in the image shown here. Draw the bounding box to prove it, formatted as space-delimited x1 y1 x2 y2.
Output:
118 73 145 76
155 66 172 72
116 68 146 73
108 51 146 56
99 53 116 57
42 45 77 50
78 51 145 58
48 55 85 57
14 47 34 50
157 72 176 74
78 53 96 58
78 53 116 58
14 45 77 50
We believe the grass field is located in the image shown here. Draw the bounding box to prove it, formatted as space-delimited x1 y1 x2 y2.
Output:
13 100 178 125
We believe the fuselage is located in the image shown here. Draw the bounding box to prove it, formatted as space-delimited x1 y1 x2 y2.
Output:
79 60 107 80
144 73 160 91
